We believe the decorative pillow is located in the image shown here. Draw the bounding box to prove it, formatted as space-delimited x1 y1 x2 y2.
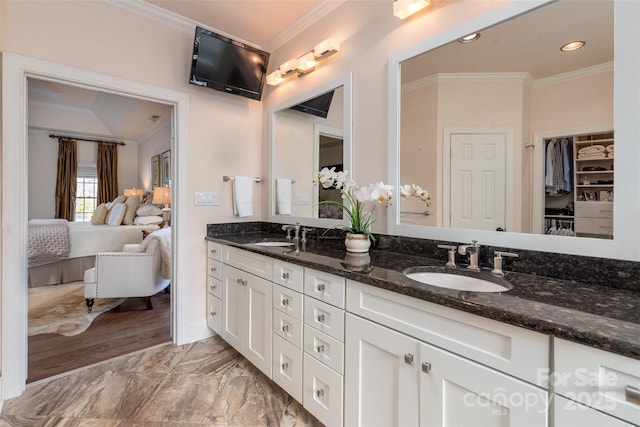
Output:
123 195 141 225
106 202 126 225
133 215 164 225
112 195 127 205
91 203 108 225
136 204 162 216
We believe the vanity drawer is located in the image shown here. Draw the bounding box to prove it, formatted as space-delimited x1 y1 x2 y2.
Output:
304 269 345 309
207 258 222 280
346 280 549 387
303 353 344 427
575 217 613 235
304 324 344 374
273 309 303 348
222 245 273 280
554 338 640 425
304 296 345 342
273 260 304 293
207 241 222 261
575 201 613 219
272 283 303 321
207 276 222 299
272 334 303 403
206 292 221 333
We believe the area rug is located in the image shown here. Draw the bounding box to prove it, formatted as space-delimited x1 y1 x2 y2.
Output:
28 281 125 336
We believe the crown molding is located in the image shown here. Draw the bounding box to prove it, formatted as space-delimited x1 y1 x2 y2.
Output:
403 72 532 92
532 61 613 88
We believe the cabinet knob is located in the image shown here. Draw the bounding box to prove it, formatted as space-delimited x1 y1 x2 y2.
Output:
282 272 290 280
281 324 289 332
316 388 325 398
316 344 325 354
626 385 640 405
210 311 216 317
282 362 289 370
317 314 325 323
404 353 414 365
421 362 432 374
317 283 326 292
282 298 290 306
236 278 242 284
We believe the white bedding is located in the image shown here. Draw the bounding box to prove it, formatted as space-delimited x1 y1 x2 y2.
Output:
68 223 160 258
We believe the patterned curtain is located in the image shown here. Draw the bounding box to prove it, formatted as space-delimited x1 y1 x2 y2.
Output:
54 138 78 220
97 143 119 205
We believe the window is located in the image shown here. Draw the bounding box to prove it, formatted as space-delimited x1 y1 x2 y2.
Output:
75 163 98 222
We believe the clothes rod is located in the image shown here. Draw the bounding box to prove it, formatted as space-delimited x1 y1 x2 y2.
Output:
223 176 262 183
49 134 125 146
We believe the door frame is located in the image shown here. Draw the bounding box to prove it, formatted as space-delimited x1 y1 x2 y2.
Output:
443 127 514 232
1 52 191 400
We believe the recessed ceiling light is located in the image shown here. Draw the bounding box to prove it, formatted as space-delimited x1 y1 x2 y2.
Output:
561 41 586 52
458 33 481 44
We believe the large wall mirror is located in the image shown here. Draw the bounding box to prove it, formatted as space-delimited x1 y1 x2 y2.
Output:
389 0 640 260
269 73 352 227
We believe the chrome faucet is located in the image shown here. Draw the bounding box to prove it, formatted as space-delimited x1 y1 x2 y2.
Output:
282 223 301 253
458 240 481 271
437 244 457 268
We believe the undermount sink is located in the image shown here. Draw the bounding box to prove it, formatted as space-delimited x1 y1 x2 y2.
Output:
253 241 294 247
404 267 512 293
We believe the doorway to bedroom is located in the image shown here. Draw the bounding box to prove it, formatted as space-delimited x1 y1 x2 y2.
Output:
26 77 174 382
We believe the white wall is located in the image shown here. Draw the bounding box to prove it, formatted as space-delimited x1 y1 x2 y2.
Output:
137 123 172 190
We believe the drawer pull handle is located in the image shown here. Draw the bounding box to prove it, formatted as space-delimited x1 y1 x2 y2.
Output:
317 314 325 323
626 385 640 405
316 389 325 398
404 353 414 365
210 285 216 291
282 362 289 370
282 272 290 280
421 362 432 374
281 325 289 332
282 298 290 306
316 344 325 354
317 284 326 292
236 278 242 284
210 311 216 317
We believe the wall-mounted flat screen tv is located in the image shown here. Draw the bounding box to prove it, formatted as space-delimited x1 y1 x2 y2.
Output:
290 90 335 118
189 26 270 101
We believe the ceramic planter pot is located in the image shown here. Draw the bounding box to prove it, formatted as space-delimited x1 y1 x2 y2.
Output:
345 232 371 253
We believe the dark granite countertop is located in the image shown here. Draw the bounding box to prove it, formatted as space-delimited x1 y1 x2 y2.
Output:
206 231 640 360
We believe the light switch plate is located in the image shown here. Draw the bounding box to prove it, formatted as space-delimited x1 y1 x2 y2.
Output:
294 193 311 205
195 191 219 206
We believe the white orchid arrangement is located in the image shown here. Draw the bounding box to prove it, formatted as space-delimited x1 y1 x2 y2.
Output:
317 167 431 242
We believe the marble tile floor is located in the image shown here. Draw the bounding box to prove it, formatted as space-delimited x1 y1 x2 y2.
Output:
1 335 323 427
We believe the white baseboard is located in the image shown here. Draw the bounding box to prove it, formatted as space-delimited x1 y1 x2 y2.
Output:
176 321 214 346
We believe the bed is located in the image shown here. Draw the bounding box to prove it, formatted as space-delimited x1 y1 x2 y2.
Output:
28 220 160 287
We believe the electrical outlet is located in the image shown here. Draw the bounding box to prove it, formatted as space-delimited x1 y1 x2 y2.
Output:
295 193 311 205
195 191 219 206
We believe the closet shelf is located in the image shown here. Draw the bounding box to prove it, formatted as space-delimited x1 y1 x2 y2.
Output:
576 170 613 174
576 184 613 188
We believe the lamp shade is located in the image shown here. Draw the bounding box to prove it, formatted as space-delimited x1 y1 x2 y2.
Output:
124 188 144 198
152 186 171 207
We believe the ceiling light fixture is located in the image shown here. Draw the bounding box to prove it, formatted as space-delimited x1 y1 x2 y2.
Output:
458 33 481 44
561 40 586 52
393 0 430 20
267 37 341 86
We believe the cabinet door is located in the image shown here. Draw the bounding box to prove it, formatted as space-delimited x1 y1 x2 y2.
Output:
221 266 244 352
554 395 635 427
420 341 548 427
245 273 273 378
344 314 420 427
206 292 221 334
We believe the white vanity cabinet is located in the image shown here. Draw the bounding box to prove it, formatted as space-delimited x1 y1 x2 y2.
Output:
553 338 640 426
554 395 636 427
206 241 222 333
345 280 549 427
302 269 346 427
220 247 273 378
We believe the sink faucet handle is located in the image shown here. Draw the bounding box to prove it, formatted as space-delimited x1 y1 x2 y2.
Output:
491 251 518 276
437 244 457 268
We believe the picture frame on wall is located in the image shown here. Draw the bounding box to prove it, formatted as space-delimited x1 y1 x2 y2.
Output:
151 154 161 188
161 150 171 187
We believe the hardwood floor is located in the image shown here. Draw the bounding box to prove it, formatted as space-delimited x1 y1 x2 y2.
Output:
28 290 171 383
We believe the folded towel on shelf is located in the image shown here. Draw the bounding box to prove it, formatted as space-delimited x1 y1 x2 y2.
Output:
276 178 292 215
578 145 606 155
578 153 606 160
233 176 254 218
606 144 614 153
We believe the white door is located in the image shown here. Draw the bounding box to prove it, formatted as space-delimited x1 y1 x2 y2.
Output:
448 131 507 231
344 314 420 427
221 266 243 352
244 274 273 377
419 341 548 427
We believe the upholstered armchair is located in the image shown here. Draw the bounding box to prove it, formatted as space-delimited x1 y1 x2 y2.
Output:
83 228 171 312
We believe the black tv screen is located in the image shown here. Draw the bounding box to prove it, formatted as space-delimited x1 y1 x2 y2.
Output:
290 90 335 118
189 26 270 101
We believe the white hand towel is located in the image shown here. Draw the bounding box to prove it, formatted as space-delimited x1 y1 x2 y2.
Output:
233 176 253 218
276 179 292 215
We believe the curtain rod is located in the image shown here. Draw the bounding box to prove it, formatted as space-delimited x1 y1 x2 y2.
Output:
49 134 125 146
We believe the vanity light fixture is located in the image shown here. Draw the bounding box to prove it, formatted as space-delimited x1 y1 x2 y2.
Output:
393 0 430 20
561 40 586 52
266 37 341 86
459 33 481 44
